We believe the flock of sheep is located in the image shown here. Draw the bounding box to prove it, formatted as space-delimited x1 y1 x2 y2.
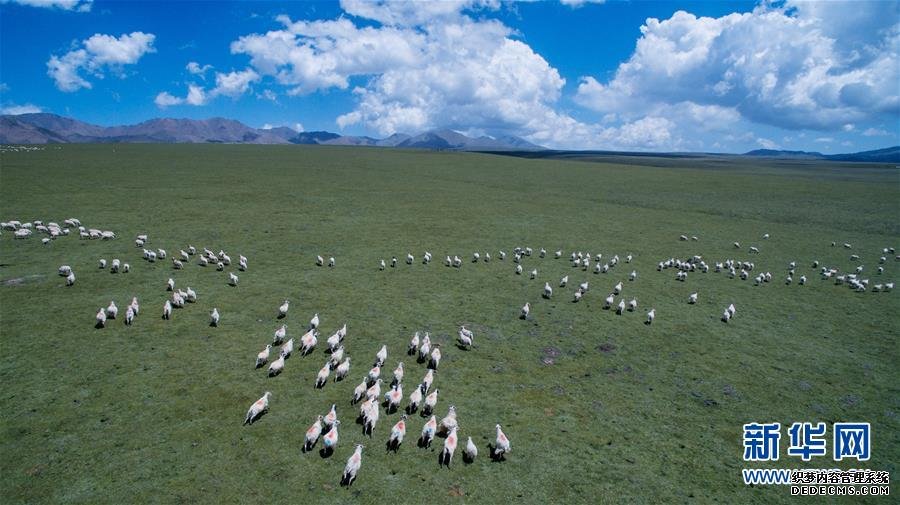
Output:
4 216 896 488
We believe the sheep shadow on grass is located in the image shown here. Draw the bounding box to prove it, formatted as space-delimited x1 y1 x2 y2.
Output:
319 446 334 459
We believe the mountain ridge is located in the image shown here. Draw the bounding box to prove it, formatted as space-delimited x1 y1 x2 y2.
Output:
0 113 544 151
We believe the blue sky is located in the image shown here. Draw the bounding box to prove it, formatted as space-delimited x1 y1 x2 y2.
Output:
1 0 897 152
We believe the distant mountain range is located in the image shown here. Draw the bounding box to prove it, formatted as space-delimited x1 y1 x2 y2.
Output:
0 113 544 151
1 113 896 161
743 146 900 163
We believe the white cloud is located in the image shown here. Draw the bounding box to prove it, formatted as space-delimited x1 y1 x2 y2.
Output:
153 70 253 108
294 122 304 132
2 0 92 11
153 92 182 108
862 127 889 137
186 61 212 76
261 123 273 130
213 69 260 97
339 0 498 26
756 137 779 149
574 6 899 133
47 32 156 91
1 103 42 115
815 137 834 143
560 0 605 8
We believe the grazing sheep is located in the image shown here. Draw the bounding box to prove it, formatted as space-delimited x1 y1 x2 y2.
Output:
559 275 568 288
243 391 271 425
99 259 107 269
380 259 386 270
335 357 351 381
573 289 583 302
421 368 434 392
95 308 107 328
281 338 294 359
515 264 523 275
256 345 271 368
316 255 324 266
493 424 511 460
388 415 408 451
429 346 442 370
278 300 290 318
423 389 439 416
613 282 623 295
629 270 637 281
314 363 331 387
786 276 793 285
688 293 698 304
172 259 183 270
616 299 626 315
418 415 438 448
385 384 403 413
330 346 345 368
304 415 324 452
440 426 459 467
58 265 72 276
322 419 341 452
543 282 553 299
228 272 239 286
499 251 506 260
722 310 731 323
457 328 473 348
199 256 209 267
579 281 589 292
407 385 424 414
309 313 320 330
352 378 369 404
749 246 759 254
646 308 656 325
472 252 480 262
273 325 287 345
166 278 175 291
603 294 614 310
328 257 335 267
520 302 530 319
392 362 404 385
162 300 172 320
106 301 118 319
406 330 420 355
367 365 381 385
628 298 637 312
269 355 285 377
66 272 75 286
300 329 318 355
799 275 807 285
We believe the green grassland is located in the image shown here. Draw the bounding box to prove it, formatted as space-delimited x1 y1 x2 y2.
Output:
1 144 898 504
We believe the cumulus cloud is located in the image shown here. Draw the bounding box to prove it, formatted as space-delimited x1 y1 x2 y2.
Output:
560 0 605 8
863 127 890 137
227 4 594 147
2 0 92 11
186 61 212 76
153 70 255 108
1 103 42 115
574 5 899 133
47 32 156 91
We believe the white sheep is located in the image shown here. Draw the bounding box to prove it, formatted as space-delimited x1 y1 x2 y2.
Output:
520 302 530 319
256 345 271 368
328 257 335 267
406 253 414 265
530 269 538 279
629 270 637 281
613 282 623 295
95 308 107 328
628 298 637 312
388 415 408 451
278 300 290 318
515 264 523 275
106 301 118 319
268 355 286 377
99 259 107 269
616 299 625 315
688 293 698 304
304 415 324 452
429 346 442 370
543 282 553 299
316 255 324 266
646 308 656 325
243 391 271 425
560 275 568 287
66 272 76 286
421 415 437 447
300 329 318 354
440 426 459 467
380 259 386 270
423 389 439 416
228 272 239 286
494 424 511 459
375 345 387 366
163 300 172 320
166 278 175 291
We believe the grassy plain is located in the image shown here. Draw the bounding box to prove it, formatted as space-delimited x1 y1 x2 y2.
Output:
1 144 898 504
